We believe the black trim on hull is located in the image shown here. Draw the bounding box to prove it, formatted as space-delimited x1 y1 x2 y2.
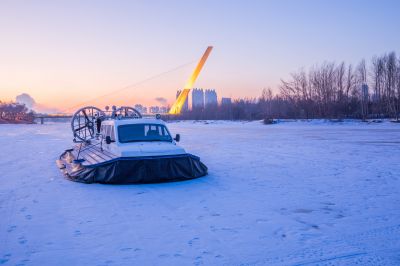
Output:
58 154 208 184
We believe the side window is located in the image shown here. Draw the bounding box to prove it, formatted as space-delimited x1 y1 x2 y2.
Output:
105 126 110 137
101 125 106 135
101 125 115 141
110 126 115 141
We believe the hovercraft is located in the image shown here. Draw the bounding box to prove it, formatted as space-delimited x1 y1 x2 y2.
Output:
56 106 208 184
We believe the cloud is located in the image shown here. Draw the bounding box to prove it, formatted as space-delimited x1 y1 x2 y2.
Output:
154 97 168 105
16 93 35 109
15 93 61 114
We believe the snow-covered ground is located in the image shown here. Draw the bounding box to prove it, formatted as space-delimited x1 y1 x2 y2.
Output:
1 120 400 265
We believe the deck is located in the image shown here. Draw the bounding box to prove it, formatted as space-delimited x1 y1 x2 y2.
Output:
72 143 118 166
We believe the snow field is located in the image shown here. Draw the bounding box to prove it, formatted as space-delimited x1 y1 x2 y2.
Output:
0 120 399 265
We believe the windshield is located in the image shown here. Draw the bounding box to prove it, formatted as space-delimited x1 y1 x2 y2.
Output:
118 124 172 143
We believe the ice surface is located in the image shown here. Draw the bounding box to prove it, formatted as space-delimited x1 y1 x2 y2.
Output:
0 121 400 265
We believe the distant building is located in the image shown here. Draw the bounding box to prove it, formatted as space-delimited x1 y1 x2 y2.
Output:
149 106 168 114
192 88 204 110
149 106 160 114
159 107 168 113
134 104 148 114
134 104 145 114
205 89 218 107
176 90 189 111
221 97 232 105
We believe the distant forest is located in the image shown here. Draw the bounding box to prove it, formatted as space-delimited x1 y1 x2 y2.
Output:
173 51 400 121
0 102 34 124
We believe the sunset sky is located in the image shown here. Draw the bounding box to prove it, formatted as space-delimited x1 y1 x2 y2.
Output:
1 0 399 112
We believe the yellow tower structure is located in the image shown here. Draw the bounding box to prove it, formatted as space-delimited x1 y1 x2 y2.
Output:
169 46 213 115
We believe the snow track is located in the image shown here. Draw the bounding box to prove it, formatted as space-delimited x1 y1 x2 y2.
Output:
0 121 399 265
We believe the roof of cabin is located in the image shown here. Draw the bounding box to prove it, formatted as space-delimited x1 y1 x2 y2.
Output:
101 118 166 126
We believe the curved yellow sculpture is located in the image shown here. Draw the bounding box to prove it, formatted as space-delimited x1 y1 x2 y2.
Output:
169 46 213 115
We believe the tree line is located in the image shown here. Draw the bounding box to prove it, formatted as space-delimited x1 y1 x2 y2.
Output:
0 101 35 124
169 51 400 121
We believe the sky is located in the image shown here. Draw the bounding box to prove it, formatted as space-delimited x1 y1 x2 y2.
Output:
1 0 399 113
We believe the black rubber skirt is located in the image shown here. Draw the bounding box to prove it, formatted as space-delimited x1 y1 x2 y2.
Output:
59 154 208 184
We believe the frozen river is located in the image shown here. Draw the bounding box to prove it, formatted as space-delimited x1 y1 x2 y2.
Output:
0 120 399 265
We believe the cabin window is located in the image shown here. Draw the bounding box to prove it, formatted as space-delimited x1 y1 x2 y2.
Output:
109 126 115 141
101 125 115 141
118 124 172 143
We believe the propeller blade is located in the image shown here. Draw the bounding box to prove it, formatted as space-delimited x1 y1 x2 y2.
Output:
82 109 90 122
75 125 87 132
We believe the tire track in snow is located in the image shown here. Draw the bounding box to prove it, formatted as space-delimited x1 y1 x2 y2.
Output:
291 251 368 265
